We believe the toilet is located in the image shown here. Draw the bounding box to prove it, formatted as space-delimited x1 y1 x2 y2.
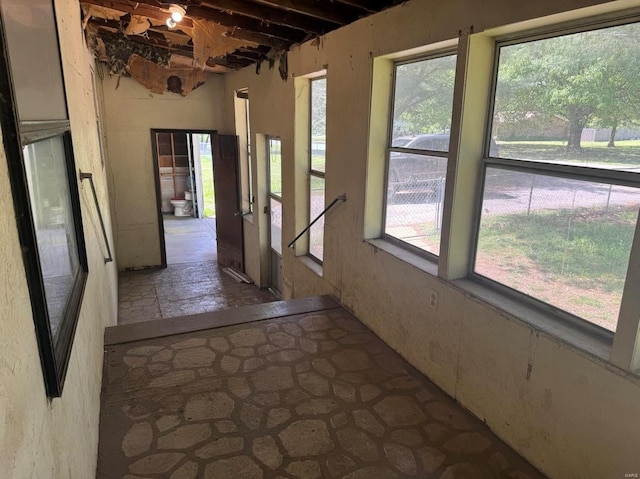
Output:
170 198 190 216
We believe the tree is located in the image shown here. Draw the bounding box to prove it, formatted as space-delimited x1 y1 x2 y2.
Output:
494 23 640 150
392 54 456 137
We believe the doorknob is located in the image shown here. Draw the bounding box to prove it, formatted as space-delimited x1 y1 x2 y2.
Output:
263 206 269 214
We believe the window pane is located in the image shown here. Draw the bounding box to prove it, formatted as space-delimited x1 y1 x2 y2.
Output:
23 136 80 340
391 54 456 152
269 138 282 197
270 198 282 255
475 167 640 331
385 154 447 255
492 23 640 170
1 0 67 121
311 78 326 172
309 175 325 261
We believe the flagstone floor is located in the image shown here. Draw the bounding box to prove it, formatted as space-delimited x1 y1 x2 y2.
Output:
98 304 547 479
118 216 275 325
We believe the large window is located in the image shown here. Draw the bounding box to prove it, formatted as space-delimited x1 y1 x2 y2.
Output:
309 77 326 262
0 0 88 396
474 21 640 334
384 53 457 257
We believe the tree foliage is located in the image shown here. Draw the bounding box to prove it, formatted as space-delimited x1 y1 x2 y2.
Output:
392 54 456 138
494 23 640 150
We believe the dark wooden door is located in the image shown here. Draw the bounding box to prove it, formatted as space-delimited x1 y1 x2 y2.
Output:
212 134 244 271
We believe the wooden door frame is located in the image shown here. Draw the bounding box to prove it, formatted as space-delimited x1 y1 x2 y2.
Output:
150 128 216 268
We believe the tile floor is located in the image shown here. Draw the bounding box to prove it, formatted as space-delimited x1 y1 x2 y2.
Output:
118 216 276 325
98 305 547 479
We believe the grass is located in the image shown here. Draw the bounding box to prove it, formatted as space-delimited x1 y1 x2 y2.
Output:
200 154 215 217
476 206 637 328
499 140 640 166
478 207 635 291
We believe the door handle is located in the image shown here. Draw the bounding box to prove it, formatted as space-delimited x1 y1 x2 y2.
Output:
234 210 252 217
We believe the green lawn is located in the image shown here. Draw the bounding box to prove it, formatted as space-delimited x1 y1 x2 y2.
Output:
200 154 215 217
476 206 636 329
478 207 636 291
499 140 640 166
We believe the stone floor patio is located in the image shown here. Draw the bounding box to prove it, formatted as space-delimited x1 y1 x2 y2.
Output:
98 300 546 479
118 216 275 325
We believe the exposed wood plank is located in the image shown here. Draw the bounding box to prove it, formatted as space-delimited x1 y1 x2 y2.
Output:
200 0 339 34
105 295 341 345
82 0 194 27
186 4 307 42
332 0 390 13
83 0 304 44
230 49 268 61
252 0 358 24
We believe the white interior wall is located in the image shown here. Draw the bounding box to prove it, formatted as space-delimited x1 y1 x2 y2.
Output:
0 0 118 477
223 0 640 477
101 74 226 269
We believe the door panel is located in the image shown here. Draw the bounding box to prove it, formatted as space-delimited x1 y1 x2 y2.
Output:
212 134 244 271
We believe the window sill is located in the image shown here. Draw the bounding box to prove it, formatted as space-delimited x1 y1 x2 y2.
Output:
366 238 438 277
450 278 638 378
299 255 323 277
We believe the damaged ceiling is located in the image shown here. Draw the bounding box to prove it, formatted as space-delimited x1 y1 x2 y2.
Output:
82 0 403 94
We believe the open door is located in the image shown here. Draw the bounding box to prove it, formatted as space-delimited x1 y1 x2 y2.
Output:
212 134 244 271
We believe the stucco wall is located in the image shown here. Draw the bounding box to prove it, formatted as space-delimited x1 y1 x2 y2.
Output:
0 1 118 478
223 0 640 477
101 73 226 269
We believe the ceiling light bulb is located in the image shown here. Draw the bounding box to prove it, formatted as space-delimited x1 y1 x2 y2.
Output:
166 17 177 28
169 5 186 23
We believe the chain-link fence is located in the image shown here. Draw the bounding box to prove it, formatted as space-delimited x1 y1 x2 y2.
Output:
385 176 446 255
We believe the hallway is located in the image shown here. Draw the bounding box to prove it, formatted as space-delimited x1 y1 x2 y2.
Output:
118 216 276 325
98 297 546 478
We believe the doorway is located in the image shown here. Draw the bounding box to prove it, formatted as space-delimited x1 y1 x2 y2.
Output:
151 129 216 266
267 137 283 295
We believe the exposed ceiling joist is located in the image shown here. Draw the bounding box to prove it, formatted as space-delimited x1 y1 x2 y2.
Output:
251 0 358 24
331 0 388 13
186 4 308 41
82 0 400 83
200 0 339 34
83 0 194 26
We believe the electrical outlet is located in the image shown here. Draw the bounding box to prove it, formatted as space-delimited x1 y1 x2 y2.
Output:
429 289 439 311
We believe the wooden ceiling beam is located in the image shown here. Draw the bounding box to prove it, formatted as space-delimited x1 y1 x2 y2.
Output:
82 0 195 27
200 0 338 34
186 5 307 42
82 0 292 50
83 0 305 43
331 0 390 13
251 0 358 24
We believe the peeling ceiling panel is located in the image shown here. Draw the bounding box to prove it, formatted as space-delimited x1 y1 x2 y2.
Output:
80 0 401 94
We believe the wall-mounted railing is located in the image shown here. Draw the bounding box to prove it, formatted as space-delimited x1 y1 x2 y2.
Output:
288 193 347 249
79 171 113 263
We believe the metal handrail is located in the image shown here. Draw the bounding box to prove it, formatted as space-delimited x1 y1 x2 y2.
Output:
79 171 113 263
288 193 347 249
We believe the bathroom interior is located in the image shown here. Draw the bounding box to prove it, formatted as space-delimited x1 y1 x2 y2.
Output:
154 130 214 219
153 130 217 265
